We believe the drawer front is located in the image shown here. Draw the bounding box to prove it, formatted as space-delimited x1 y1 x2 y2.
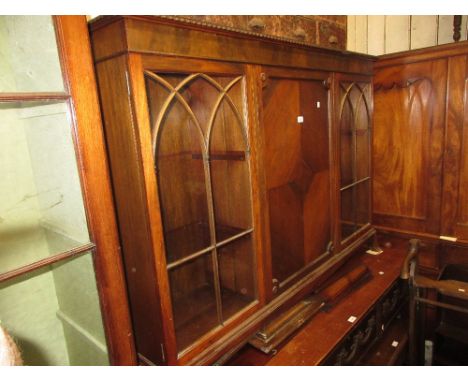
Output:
322 279 407 365
322 307 378 366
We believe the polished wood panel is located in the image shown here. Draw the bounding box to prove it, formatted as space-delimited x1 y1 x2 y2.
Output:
373 59 447 235
441 55 468 241
95 55 170 365
261 70 332 291
90 16 374 75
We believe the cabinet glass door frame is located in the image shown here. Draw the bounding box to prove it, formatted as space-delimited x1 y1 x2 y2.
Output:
0 16 136 365
333 73 374 251
133 54 266 364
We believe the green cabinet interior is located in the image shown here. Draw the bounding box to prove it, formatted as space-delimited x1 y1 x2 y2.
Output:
0 16 109 365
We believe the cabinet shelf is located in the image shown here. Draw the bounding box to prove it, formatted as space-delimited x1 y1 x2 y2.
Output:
0 224 93 280
165 221 250 268
172 283 255 352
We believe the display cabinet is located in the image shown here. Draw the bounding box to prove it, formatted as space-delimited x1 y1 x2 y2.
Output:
90 15 375 365
0 16 135 365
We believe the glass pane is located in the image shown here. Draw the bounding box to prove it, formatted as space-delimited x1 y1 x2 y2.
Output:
218 235 256 320
355 85 370 181
340 187 356 240
340 83 354 187
169 252 219 352
356 125 370 180
0 252 109 365
340 181 370 242
210 77 252 242
0 101 90 276
146 76 211 265
356 180 370 229
0 16 64 92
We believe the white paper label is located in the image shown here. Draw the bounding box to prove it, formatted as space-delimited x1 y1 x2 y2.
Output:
347 316 357 323
297 116 304 123
391 341 399 348
378 271 384 275
316 101 321 108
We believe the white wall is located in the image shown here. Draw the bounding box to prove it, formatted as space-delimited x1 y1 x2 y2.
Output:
347 15 468 55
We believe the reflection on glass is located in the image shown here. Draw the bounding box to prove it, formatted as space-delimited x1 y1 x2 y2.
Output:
341 180 370 241
0 101 90 275
210 78 252 241
0 16 64 92
169 252 219 352
218 235 256 320
356 127 370 180
340 98 354 186
356 180 370 228
147 76 212 265
0 252 109 365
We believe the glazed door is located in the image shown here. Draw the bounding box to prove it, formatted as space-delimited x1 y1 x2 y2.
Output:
441 55 468 243
373 60 447 236
335 74 373 247
261 69 332 294
143 60 259 359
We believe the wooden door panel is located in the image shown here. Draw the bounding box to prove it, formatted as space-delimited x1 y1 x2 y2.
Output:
373 59 447 235
262 74 331 289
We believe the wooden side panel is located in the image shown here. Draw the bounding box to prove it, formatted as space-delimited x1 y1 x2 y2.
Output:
95 56 168 365
441 55 468 242
373 59 447 235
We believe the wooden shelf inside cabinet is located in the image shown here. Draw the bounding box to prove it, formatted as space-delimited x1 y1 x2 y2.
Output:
173 284 256 352
164 222 249 268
